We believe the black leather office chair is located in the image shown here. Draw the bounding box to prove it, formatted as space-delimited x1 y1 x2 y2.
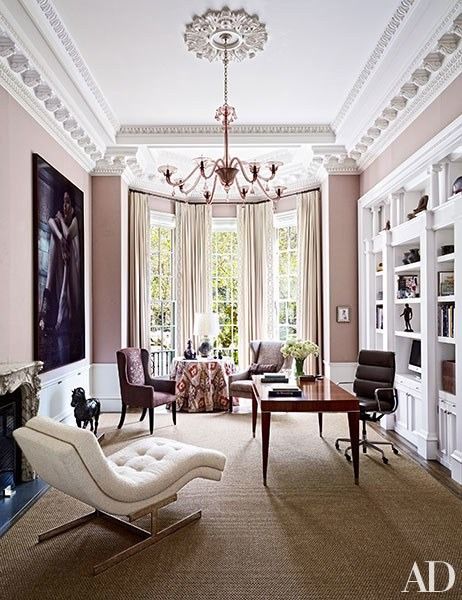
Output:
335 350 399 464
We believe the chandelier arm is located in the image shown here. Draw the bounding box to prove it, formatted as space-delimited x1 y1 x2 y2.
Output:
205 174 219 204
232 157 256 184
202 159 222 180
254 171 277 183
255 177 278 201
166 164 201 187
181 172 203 196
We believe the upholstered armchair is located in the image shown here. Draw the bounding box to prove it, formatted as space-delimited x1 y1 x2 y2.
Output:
228 341 292 412
116 348 176 434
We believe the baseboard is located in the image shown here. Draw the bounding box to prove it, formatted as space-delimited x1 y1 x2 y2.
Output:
324 362 357 384
91 363 121 412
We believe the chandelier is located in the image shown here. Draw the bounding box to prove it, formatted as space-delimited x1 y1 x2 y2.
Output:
158 9 286 204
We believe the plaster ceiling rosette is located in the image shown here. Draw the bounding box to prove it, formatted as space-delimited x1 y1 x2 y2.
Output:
184 7 267 62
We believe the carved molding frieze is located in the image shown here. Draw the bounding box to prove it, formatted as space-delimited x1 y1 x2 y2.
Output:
332 0 416 131
34 0 119 130
0 13 103 170
347 7 462 170
117 123 334 138
0 361 43 481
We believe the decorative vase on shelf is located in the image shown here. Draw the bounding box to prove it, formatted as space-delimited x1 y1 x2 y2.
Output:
295 358 305 378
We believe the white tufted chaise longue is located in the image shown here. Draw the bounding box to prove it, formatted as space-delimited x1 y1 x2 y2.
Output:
13 416 226 575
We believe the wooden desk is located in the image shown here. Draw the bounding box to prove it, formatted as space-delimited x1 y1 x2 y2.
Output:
252 376 360 486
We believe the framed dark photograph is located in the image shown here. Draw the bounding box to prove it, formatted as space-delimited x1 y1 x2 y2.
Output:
438 271 454 297
33 154 85 372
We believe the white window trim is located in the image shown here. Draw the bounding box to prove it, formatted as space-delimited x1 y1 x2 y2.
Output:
212 217 237 232
150 210 176 228
273 209 296 229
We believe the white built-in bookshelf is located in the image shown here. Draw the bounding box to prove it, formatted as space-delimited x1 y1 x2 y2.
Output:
358 119 462 484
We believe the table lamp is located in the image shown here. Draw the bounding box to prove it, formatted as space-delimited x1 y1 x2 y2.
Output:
194 312 220 358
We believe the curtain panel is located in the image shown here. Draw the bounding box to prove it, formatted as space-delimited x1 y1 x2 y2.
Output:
175 202 212 355
237 201 273 367
128 191 151 349
297 190 322 373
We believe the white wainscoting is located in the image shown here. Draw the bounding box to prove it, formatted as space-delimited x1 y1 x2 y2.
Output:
91 363 121 412
324 362 357 385
39 365 90 421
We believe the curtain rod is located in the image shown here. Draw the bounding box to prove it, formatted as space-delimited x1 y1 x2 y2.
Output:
129 185 320 205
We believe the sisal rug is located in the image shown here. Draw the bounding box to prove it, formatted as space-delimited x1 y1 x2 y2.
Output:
1 409 462 600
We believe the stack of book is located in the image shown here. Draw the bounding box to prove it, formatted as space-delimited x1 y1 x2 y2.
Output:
376 305 384 330
261 372 289 383
438 303 455 338
268 383 302 397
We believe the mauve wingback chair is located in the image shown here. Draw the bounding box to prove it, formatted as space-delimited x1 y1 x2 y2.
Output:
228 340 292 412
116 348 177 434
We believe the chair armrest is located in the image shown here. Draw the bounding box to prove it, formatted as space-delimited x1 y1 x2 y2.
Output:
229 370 250 385
374 387 398 413
147 376 176 395
124 383 154 407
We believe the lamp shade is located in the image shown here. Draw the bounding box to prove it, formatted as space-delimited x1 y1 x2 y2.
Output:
194 312 220 337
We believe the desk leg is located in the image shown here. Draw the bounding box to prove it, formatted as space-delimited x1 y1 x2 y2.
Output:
318 413 323 437
261 411 271 486
252 392 257 438
347 411 360 485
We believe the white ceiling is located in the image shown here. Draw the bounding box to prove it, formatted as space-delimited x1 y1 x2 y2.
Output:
51 0 399 125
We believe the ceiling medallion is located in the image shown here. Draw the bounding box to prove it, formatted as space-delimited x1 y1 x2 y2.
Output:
184 7 268 62
159 11 284 205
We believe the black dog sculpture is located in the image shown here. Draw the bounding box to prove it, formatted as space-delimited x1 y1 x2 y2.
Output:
71 387 101 436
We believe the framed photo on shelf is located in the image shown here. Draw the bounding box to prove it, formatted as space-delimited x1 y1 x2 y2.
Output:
396 275 420 299
336 305 351 323
438 271 454 297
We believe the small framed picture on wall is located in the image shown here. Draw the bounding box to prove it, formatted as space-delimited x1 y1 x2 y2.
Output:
336 305 351 323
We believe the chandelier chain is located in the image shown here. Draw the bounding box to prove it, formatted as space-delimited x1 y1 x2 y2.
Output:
223 37 228 105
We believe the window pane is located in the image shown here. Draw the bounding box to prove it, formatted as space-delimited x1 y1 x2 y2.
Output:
276 224 298 341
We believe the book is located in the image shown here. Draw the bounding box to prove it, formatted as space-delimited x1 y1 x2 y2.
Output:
262 372 286 379
261 376 289 384
268 384 302 397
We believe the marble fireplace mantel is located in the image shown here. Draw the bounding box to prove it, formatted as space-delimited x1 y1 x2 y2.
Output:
0 361 43 481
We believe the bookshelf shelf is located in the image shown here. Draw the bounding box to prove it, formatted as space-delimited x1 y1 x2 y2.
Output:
395 298 421 304
394 262 421 273
438 336 455 345
437 253 455 263
437 295 455 303
395 331 422 340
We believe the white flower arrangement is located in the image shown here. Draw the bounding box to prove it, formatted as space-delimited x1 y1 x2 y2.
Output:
281 337 320 360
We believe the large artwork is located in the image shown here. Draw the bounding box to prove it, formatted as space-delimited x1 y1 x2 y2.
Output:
33 154 85 372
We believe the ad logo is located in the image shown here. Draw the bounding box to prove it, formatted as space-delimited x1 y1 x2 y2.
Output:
402 561 455 593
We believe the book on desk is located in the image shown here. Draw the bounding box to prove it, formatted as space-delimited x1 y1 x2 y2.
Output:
267 384 302 397
261 373 289 384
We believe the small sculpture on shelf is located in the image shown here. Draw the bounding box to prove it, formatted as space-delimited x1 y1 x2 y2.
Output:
407 194 428 220
71 387 101 436
441 244 454 256
385 220 391 231
452 176 462 196
184 339 196 360
402 248 420 264
400 303 413 332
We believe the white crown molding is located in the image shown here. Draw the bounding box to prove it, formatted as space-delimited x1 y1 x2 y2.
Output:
29 0 119 132
347 5 462 171
358 113 462 208
332 0 416 132
117 123 335 145
0 11 100 171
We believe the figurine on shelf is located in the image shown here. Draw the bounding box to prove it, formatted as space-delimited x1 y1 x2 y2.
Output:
402 248 420 264
384 220 391 231
400 303 413 332
184 339 196 360
377 262 383 272
407 195 428 220
452 176 462 196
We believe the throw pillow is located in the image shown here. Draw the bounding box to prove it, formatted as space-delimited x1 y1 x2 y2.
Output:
248 363 278 375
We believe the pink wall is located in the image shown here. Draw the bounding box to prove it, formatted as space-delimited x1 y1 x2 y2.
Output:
92 177 128 363
361 73 462 195
0 87 91 369
327 175 359 363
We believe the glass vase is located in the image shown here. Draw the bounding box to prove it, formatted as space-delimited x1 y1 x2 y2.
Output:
294 358 305 378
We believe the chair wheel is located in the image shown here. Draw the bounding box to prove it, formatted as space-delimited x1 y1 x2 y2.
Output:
392 447 399 455
345 453 351 462
335 441 340 451
382 457 389 465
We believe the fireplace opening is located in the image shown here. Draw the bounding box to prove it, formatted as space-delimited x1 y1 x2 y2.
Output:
0 388 22 492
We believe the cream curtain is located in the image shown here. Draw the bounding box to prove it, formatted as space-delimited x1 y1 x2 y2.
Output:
175 202 212 354
297 190 322 373
128 190 151 349
237 202 273 367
